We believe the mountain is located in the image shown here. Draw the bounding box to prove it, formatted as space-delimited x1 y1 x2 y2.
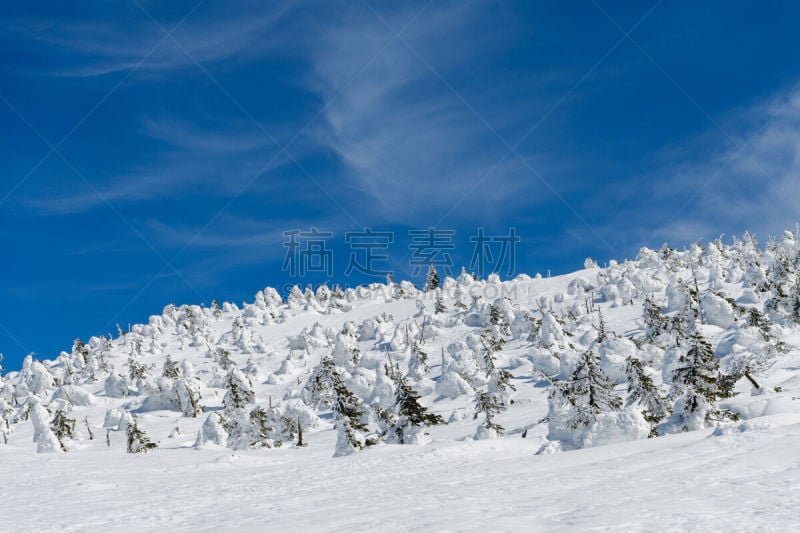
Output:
2 230 800 530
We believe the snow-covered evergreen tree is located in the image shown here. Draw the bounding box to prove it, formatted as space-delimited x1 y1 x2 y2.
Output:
162 354 180 380
50 409 76 452
424 264 440 292
625 356 669 436
387 371 443 444
546 349 622 447
175 377 202 417
331 370 371 457
223 369 255 411
434 289 447 314
126 415 157 453
472 390 505 439
670 331 738 431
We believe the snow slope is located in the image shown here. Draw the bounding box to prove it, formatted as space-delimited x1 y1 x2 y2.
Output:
3 232 800 530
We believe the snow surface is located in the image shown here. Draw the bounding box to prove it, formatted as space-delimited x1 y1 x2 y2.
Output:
1 418 799 531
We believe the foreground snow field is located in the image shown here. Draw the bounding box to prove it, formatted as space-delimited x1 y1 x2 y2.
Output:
4 232 800 530
2 416 799 531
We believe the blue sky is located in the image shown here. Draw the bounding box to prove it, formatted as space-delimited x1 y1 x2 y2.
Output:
2 0 800 370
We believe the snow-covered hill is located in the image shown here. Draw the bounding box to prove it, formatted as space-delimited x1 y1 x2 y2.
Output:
2 231 800 530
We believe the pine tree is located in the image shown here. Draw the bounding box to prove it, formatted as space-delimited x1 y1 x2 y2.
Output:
642 296 667 340
672 331 738 429
126 416 157 453
625 356 669 436
746 307 771 336
595 310 609 343
388 372 443 444
50 409 76 452
127 357 148 382
216 348 235 370
72 338 90 367
555 349 622 430
248 406 276 448
330 369 371 456
424 264 440 292
473 390 505 436
434 290 447 314
303 356 337 409
406 340 429 380
175 377 202 417
162 354 180 380
223 369 255 411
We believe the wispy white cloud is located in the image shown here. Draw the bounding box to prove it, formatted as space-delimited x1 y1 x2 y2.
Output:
6 2 299 77
307 2 543 223
17 117 296 215
596 83 800 251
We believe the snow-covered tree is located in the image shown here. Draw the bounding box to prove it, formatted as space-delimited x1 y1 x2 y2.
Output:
162 354 180 380
473 390 505 439
175 377 202 417
126 415 157 453
625 356 669 436
28 399 61 453
434 289 447 314
127 357 148 386
670 331 738 430
424 264 440 292
547 349 622 435
194 413 228 448
303 356 337 409
642 296 667 341
50 409 76 452
330 370 371 457
248 405 279 448
223 369 255 411
387 372 443 444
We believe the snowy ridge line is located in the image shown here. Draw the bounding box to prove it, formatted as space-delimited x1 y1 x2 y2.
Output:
2 231 800 459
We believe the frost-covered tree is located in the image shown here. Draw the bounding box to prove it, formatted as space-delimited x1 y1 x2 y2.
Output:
162 354 180 380
194 413 228 448
406 341 429 381
20 356 56 397
595 310 609 343
387 372 443 444
223 369 255 411
248 405 279 448
473 390 505 438
127 357 148 384
625 356 669 436
331 370 371 457
28 399 61 453
332 331 360 367
424 264 440 292
548 349 622 432
50 409 76 452
303 356 337 409
671 331 738 430
434 289 447 314
126 415 157 453
175 377 202 417
642 296 667 341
